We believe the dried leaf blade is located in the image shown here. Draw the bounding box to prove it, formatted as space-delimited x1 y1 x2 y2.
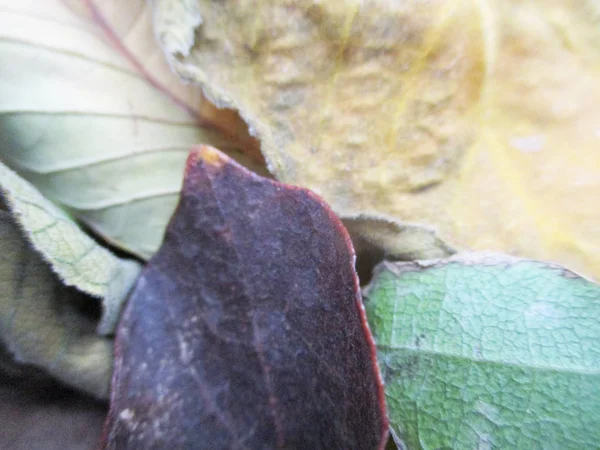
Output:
0 161 140 335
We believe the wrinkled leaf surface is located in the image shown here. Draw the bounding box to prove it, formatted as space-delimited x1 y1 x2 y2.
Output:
365 253 600 449
154 0 600 279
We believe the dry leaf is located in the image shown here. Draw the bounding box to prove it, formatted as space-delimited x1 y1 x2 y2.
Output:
0 0 261 259
0 162 140 335
0 208 113 399
343 214 455 262
153 0 600 279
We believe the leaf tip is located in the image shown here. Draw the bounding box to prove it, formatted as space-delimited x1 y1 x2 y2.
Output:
188 145 228 169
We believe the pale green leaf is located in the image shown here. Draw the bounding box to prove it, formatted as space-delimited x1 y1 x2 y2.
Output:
343 214 455 262
0 209 111 399
0 161 140 335
365 253 600 450
0 0 261 259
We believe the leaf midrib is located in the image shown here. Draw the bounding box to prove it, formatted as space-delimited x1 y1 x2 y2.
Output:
376 344 600 376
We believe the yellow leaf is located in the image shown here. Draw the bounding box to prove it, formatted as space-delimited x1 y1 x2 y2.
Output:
154 0 600 280
0 0 262 259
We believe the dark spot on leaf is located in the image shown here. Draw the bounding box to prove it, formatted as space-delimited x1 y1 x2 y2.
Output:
382 353 419 382
414 334 426 348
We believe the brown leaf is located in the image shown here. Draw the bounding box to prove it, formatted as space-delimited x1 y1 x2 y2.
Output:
153 0 600 280
102 146 388 450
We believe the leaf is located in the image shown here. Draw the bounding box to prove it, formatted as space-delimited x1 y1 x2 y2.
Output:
343 215 456 262
364 253 600 449
0 0 262 260
0 207 114 398
102 145 388 450
0 162 141 335
153 0 600 280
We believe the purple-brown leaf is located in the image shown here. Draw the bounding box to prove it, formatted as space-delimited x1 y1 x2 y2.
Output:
102 146 388 450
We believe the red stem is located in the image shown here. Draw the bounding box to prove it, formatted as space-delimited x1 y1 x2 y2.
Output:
83 0 248 145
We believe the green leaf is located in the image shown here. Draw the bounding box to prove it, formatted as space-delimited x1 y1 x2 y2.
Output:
0 209 112 399
364 253 600 450
0 161 140 335
0 0 261 259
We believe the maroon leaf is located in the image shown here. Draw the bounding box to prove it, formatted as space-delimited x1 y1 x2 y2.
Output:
102 146 388 449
